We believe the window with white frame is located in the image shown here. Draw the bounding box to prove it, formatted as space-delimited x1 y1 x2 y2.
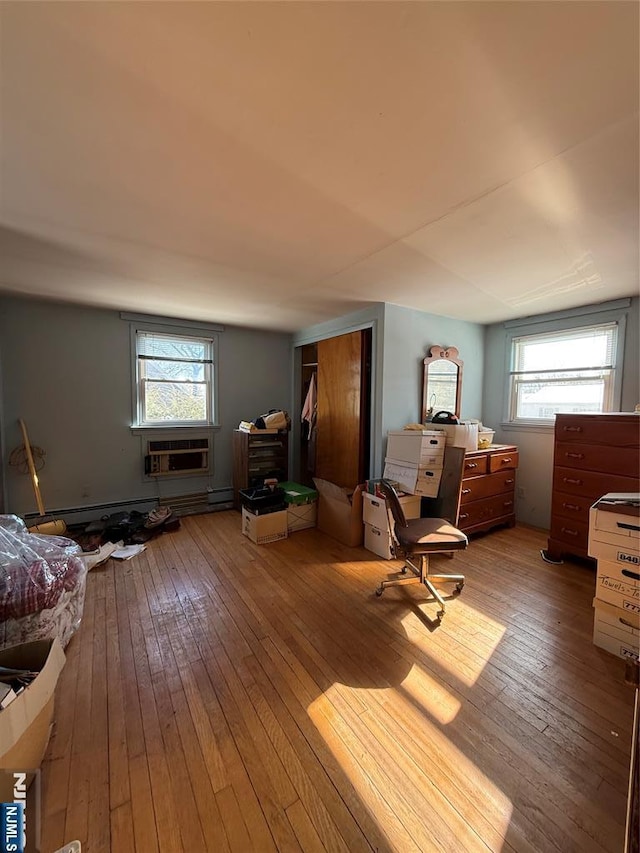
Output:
509 322 619 423
135 330 215 426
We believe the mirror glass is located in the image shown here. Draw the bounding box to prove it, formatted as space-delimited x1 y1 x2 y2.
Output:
422 345 463 422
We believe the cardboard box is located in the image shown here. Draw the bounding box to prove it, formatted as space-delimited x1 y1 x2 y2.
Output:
593 596 640 661
430 422 479 453
0 638 66 802
383 458 442 497
362 491 421 529
241 507 288 544
386 431 445 467
313 479 364 546
595 558 640 610
364 522 394 560
287 502 317 532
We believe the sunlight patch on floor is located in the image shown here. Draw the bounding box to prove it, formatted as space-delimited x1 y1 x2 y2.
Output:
400 598 507 687
307 680 514 852
395 661 462 724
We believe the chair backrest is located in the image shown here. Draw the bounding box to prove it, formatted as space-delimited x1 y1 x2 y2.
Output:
422 445 466 524
378 480 408 528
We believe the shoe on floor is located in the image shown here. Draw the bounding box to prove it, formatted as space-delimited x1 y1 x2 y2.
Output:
144 506 173 529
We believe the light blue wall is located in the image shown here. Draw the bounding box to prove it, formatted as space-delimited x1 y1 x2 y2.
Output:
2 294 637 530
0 296 292 519
484 297 640 529
379 304 485 471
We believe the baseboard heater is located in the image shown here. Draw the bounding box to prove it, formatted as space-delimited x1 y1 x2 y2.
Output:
145 437 210 477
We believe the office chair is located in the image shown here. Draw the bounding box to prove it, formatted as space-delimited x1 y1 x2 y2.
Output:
375 445 468 620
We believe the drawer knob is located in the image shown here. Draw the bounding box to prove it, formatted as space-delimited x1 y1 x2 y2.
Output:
505 478 514 485
561 527 579 537
563 426 583 433
466 463 478 469
562 503 580 512
462 488 471 495
565 452 584 460
500 458 512 464
563 477 582 485
459 513 469 521
504 500 514 508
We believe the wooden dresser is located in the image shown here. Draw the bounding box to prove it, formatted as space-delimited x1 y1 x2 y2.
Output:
457 444 519 536
231 430 288 510
545 413 640 563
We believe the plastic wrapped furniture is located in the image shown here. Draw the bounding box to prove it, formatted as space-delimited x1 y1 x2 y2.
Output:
0 515 87 649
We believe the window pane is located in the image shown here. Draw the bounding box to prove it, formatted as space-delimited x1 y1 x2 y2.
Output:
143 358 205 382
514 324 616 371
144 381 207 422
138 333 209 361
515 377 607 418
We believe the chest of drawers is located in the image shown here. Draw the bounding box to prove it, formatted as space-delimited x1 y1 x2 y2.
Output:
457 445 519 536
545 413 640 563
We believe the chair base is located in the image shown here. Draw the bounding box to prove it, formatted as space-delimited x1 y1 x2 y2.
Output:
376 554 464 619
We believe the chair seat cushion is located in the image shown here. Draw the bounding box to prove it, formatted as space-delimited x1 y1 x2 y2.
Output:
396 517 468 552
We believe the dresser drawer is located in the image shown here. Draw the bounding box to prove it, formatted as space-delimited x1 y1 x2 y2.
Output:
459 493 515 529
554 442 639 478
488 450 519 473
460 470 516 504
550 516 590 554
556 414 639 448
463 455 488 476
551 490 594 522
553 467 639 498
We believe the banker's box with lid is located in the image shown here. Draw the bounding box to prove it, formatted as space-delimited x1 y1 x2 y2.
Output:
241 507 288 544
385 431 445 467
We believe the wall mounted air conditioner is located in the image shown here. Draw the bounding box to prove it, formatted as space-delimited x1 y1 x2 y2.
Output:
144 437 210 477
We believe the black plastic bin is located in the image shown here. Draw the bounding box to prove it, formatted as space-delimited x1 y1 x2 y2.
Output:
239 486 286 515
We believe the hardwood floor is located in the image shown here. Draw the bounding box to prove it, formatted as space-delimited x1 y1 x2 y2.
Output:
40 513 634 853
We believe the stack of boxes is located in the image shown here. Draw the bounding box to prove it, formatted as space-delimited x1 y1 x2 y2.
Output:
363 489 421 559
382 430 446 497
363 430 446 559
239 485 288 544
588 493 640 662
279 482 318 532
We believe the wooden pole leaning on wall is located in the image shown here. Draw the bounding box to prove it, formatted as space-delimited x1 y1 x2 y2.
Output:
18 418 66 535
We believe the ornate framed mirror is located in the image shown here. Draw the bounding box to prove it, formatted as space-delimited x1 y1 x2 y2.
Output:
422 345 463 422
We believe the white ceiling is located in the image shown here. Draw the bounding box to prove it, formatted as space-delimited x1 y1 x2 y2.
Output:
1 2 638 332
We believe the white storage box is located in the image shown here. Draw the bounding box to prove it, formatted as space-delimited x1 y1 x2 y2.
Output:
595 558 640 610
589 495 640 555
383 458 442 497
364 523 395 560
362 491 421 528
242 507 288 544
588 539 640 569
386 430 445 467
287 502 317 532
430 422 478 453
593 596 640 661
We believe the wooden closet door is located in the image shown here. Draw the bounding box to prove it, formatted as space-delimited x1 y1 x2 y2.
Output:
315 330 365 489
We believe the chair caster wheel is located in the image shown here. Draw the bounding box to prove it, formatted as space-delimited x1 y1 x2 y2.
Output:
400 566 408 574
455 582 464 593
376 588 383 597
